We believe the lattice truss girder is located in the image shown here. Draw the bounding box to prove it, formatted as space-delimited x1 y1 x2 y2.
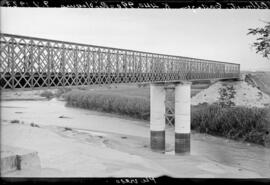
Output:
165 87 175 128
0 33 240 90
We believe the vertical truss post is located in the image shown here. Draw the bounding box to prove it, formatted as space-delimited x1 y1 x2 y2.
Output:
47 42 51 88
124 50 128 83
23 42 26 74
98 48 101 85
132 52 135 82
74 46 78 86
145 54 148 80
61 43 65 87
127 51 130 79
162 55 165 81
150 54 154 82
86 47 90 86
82 48 86 86
91 49 95 84
238 64 240 78
11 37 15 89
7 41 10 71
30 40 34 89
37 44 41 74
139 53 142 82
158 55 162 81
107 49 111 85
115 50 118 83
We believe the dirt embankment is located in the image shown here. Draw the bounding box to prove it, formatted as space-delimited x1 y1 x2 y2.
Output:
192 77 270 108
244 71 270 96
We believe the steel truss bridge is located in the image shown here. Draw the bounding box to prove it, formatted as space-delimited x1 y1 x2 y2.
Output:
0 33 240 90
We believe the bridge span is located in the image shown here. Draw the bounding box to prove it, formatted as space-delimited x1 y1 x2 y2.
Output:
0 33 239 90
0 33 240 155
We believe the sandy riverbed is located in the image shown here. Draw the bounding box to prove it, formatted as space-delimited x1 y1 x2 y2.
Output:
1 97 270 177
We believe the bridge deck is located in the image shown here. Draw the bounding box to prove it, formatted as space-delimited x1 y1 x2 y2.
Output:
0 33 240 90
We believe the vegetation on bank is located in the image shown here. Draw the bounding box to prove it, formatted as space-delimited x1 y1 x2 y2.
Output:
64 89 150 120
40 88 72 99
63 88 270 146
40 90 54 99
191 104 270 145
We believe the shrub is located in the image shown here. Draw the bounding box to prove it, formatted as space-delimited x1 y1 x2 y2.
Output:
30 123 40 128
10 119 20 124
218 84 236 107
40 90 54 99
191 104 270 145
64 89 150 120
55 88 72 98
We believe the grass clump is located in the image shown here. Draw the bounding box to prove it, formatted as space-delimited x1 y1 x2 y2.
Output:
55 88 72 98
40 90 54 99
64 127 72 131
64 89 150 120
40 88 72 99
10 119 20 124
191 104 270 146
30 122 40 128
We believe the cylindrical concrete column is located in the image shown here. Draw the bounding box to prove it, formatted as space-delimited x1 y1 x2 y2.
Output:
150 83 166 153
174 82 191 154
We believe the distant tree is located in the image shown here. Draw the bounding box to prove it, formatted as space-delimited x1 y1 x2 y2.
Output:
247 21 270 59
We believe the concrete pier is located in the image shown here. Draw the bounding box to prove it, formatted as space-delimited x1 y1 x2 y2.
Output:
150 81 191 155
174 82 191 154
150 84 166 153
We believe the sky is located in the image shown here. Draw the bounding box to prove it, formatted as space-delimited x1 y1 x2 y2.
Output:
1 8 270 71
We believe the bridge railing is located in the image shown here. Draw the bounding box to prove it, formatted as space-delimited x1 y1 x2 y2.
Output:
0 33 240 90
